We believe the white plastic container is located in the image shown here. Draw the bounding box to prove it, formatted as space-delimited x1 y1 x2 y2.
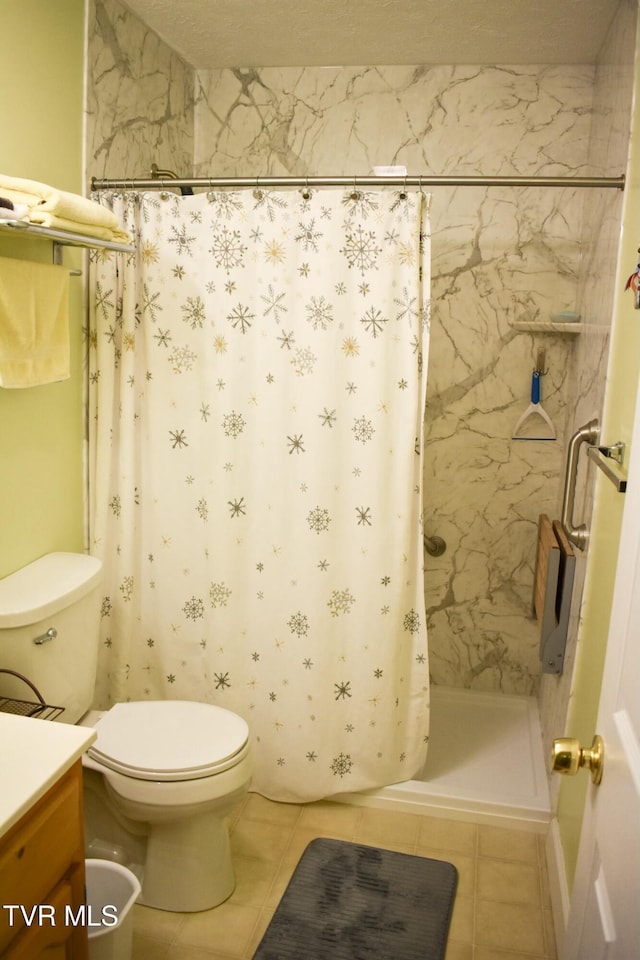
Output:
85 859 141 960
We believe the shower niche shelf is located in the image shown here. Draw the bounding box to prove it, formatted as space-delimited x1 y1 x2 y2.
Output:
511 320 582 335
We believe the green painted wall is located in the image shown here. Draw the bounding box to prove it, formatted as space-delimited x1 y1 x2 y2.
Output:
557 22 640 888
0 0 86 579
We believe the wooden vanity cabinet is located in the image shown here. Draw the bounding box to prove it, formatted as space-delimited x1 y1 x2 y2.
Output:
0 760 88 959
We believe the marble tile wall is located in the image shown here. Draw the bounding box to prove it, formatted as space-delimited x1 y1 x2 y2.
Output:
85 0 634 703
85 0 194 186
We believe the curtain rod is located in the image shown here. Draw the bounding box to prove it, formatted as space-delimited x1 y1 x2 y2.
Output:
91 173 626 191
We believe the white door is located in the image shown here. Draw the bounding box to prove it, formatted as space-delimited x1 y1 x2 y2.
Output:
561 379 640 959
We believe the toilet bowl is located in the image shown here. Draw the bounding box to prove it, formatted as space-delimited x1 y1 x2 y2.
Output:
82 700 252 911
0 553 253 913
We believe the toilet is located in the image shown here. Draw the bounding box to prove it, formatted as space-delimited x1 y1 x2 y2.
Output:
0 552 253 912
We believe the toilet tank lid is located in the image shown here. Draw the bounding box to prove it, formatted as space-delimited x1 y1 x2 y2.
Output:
0 552 103 628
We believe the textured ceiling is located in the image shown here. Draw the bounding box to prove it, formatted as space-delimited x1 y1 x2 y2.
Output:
121 0 621 69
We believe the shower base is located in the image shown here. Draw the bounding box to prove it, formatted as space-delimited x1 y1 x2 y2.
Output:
334 686 551 832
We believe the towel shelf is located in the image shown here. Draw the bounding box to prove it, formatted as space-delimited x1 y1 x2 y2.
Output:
0 218 134 253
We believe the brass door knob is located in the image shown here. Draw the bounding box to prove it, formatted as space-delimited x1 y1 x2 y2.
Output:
550 735 604 785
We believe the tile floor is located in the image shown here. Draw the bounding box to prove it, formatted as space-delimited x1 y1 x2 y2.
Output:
131 793 557 960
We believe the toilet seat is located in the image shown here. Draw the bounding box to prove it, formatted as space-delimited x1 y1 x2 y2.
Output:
88 700 249 782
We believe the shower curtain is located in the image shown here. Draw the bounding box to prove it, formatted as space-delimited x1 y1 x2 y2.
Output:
89 185 431 802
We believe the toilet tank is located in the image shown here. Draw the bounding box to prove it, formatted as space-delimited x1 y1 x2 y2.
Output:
0 552 103 724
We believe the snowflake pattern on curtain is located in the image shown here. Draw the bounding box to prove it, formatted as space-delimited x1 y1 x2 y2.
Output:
89 186 431 802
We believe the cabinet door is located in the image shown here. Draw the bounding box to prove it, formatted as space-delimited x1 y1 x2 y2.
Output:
0 763 88 960
0 766 83 951
1 868 86 959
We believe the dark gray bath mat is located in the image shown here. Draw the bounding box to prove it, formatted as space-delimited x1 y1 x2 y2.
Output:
252 837 458 960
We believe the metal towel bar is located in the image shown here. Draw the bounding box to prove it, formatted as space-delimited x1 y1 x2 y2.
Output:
586 444 628 492
561 419 599 551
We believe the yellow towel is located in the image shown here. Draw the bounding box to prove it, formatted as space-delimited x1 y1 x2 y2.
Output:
0 173 131 243
24 211 131 244
0 258 70 388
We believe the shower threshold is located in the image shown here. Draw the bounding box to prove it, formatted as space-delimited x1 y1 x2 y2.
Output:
333 686 551 832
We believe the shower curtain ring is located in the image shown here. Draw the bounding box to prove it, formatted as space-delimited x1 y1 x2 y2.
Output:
254 176 263 200
350 177 360 201
300 177 311 200
399 176 408 200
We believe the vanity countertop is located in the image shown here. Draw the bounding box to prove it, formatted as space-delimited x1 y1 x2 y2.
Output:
0 713 95 837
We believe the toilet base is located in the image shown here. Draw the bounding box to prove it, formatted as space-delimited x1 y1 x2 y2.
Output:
140 809 235 912
83 766 247 913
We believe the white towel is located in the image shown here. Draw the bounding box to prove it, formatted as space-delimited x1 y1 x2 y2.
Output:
0 258 70 388
0 198 29 220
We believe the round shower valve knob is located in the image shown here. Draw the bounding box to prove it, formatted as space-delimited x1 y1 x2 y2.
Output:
550 735 604 785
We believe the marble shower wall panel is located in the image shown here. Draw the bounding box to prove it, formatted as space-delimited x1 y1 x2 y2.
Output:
194 66 593 180
425 184 579 693
194 64 595 695
86 0 194 184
